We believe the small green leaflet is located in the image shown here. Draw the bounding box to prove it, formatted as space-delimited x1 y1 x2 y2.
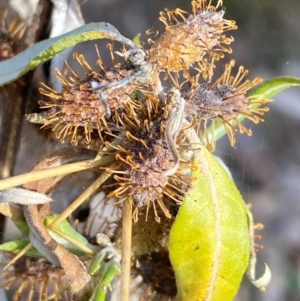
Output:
250 76 300 98
169 146 250 301
0 239 41 258
43 214 97 255
201 76 300 144
0 22 136 87
0 214 98 258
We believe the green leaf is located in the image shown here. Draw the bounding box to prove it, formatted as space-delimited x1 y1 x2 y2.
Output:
169 146 250 301
90 260 121 301
0 22 136 87
0 207 95 255
132 33 142 47
0 239 41 258
43 214 94 256
0 214 98 258
249 76 300 98
14 220 30 236
201 76 300 145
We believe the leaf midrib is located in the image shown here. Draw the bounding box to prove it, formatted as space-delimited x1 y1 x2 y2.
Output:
199 149 221 301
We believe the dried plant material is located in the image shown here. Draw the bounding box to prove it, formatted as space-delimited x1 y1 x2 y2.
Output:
162 88 185 177
23 205 92 300
35 1 240 148
0 253 71 301
20 148 99 300
0 9 26 62
110 207 175 300
121 199 132 301
134 247 176 298
0 188 53 205
38 48 138 144
0 8 27 178
37 45 163 146
183 59 270 146
24 146 97 194
104 91 190 222
0 0 276 300
0 203 23 220
246 212 272 291
1 147 99 301
148 0 237 73
131 218 176 300
131 213 176 298
129 206 173 257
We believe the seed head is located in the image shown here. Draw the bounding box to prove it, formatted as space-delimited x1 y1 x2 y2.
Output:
105 93 190 222
0 253 70 301
0 8 26 97
148 0 237 73
39 48 139 144
183 59 270 147
0 9 26 62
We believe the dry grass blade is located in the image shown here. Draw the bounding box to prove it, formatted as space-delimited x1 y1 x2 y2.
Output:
121 198 133 301
49 226 95 255
3 243 32 270
0 159 95 190
49 170 112 228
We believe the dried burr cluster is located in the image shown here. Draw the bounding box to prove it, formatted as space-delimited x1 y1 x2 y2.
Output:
1 0 271 300
1 253 71 301
36 0 269 222
0 9 25 62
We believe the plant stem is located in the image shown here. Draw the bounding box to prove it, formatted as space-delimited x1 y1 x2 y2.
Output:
49 171 112 228
0 159 95 190
120 198 132 301
50 226 95 255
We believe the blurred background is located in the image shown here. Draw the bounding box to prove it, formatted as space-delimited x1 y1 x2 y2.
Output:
1 0 300 301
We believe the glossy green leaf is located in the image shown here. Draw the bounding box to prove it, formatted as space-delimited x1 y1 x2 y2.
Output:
169 146 250 301
201 76 300 144
0 22 136 87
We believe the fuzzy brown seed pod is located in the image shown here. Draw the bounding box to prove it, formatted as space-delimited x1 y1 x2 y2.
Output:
183 59 270 147
38 50 139 144
0 252 71 301
148 0 237 73
104 93 190 222
0 9 26 62
0 8 26 92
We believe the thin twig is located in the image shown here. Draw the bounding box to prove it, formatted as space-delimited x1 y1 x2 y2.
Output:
120 198 132 301
4 242 32 270
50 226 95 255
0 159 95 190
49 171 112 228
